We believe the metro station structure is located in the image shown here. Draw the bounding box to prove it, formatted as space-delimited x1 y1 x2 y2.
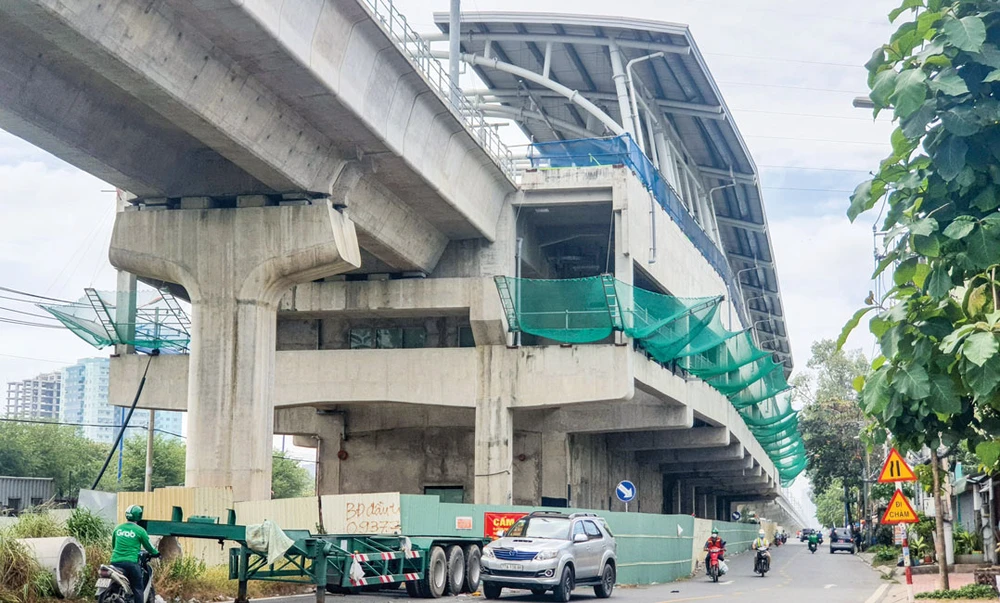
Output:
0 1 805 526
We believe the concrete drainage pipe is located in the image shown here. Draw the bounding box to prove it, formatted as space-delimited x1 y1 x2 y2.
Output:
150 535 182 563
17 537 86 598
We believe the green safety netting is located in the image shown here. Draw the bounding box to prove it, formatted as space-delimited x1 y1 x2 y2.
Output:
496 275 806 484
39 289 190 354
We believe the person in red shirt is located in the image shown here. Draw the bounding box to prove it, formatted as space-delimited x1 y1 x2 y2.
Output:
703 528 726 568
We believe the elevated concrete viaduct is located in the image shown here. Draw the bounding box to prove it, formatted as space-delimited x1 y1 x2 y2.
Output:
5 4 804 519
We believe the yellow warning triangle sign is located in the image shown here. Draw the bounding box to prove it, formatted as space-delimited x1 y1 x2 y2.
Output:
878 448 917 483
881 490 919 524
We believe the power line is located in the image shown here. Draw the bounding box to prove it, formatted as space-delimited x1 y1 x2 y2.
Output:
706 51 863 69
0 317 66 330
0 417 317 463
0 306 60 320
757 165 872 174
761 186 857 193
0 353 75 365
745 134 888 146
0 286 74 304
718 80 868 95
731 108 888 122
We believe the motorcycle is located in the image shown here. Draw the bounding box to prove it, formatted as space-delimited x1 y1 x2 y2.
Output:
780 533 788 545
707 546 724 583
754 547 770 577
808 541 818 554
96 551 158 603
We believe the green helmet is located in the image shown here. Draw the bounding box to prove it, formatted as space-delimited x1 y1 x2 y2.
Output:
711 528 719 535
125 505 143 522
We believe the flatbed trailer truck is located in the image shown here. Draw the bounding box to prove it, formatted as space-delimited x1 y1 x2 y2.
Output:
142 507 488 602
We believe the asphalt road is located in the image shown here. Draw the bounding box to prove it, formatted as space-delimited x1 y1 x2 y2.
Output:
282 541 888 603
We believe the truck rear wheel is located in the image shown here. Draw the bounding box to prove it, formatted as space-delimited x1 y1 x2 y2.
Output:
421 546 448 598
462 545 482 593
445 545 465 595
406 581 421 598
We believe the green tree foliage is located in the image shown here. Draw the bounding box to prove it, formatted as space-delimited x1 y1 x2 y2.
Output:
109 435 187 492
845 0 1000 462
271 451 313 499
0 421 106 497
0 422 313 499
814 479 849 527
797 340 870 492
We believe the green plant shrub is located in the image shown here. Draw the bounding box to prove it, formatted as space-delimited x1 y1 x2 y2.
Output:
66 508 112 547
7 512 67 540
915 584 997 599
872 544 902 563
0 530 48 603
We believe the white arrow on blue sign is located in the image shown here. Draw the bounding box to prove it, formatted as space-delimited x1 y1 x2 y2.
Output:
616 480 636 503
731 511 742 521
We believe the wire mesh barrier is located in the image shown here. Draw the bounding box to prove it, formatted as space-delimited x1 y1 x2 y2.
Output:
358 0 516 180
495 275 805 484
38 289 190 354
527 134 748 327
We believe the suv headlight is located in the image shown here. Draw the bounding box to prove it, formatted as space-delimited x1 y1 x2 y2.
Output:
535 550 558 561
483 548 495 558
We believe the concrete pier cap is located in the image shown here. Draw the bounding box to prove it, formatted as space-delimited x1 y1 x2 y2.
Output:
110 201 361 501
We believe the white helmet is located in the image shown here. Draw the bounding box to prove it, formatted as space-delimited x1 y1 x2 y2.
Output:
758 530 766 538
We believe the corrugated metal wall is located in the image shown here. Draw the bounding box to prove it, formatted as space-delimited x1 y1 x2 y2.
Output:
0 476 55 511
118 487 233 565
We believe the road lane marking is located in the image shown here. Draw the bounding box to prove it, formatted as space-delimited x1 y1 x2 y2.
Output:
824 584 837 589
653 595 724 603
864 584 890 603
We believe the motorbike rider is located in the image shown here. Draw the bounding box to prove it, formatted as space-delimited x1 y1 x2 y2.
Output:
752 529 771 564
807 529 820 550
703 528 726 568
111 505 159 603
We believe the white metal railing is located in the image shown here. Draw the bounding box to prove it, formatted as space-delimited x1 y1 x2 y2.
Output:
358 0 516 180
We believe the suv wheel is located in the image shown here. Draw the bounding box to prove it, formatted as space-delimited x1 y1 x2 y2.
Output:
594 563 615 599
482 582 503 600
552 566 574 603
530 588 547 596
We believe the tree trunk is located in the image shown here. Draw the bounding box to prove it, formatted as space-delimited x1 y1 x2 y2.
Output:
930 448 950 590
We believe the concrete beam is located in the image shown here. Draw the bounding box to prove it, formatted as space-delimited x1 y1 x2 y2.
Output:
661 465 763 480
329 163 449 272
610 426 729 451
112 344 632 411
659 456 753 474
531 402 692 434
636 442 744 464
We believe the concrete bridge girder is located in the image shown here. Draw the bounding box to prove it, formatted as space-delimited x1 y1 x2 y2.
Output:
659 456 754 474
637 442 745 464
609 426 729 451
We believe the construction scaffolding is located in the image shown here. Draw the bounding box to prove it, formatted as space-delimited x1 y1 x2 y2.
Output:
39 288 190 354
495 275 806 485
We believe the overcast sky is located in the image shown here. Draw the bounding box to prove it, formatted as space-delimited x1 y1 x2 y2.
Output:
0 0 900 523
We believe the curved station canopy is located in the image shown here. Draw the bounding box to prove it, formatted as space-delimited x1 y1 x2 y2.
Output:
433 12 792 373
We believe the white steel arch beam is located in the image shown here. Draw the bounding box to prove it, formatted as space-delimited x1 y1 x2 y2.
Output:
421 32 690 56
430 50 625 136
474 104 598 139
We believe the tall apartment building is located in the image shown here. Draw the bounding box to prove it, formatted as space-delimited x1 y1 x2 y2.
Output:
61 358 182 444
5 371 61 419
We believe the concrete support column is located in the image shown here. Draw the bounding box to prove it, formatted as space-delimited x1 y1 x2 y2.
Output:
114 190 137 356
110 202 360 501
698 492 708 518
671 479 682 514
707 494 718 520
681 482 695 515
475 346 514 504
540 429 570 506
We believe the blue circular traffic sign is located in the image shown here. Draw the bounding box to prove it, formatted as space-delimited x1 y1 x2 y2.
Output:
732 511 742 521
616 480 636 503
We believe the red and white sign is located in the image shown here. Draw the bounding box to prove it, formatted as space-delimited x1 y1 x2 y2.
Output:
484 512 527 539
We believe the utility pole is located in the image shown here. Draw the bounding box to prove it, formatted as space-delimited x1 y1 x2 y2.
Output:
144 410 155 492
930 448 950 590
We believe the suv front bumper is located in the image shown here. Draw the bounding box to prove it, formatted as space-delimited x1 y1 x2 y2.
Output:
480 557 562 586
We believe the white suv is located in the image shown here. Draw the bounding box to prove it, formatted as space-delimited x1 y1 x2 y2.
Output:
480 511 617 602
